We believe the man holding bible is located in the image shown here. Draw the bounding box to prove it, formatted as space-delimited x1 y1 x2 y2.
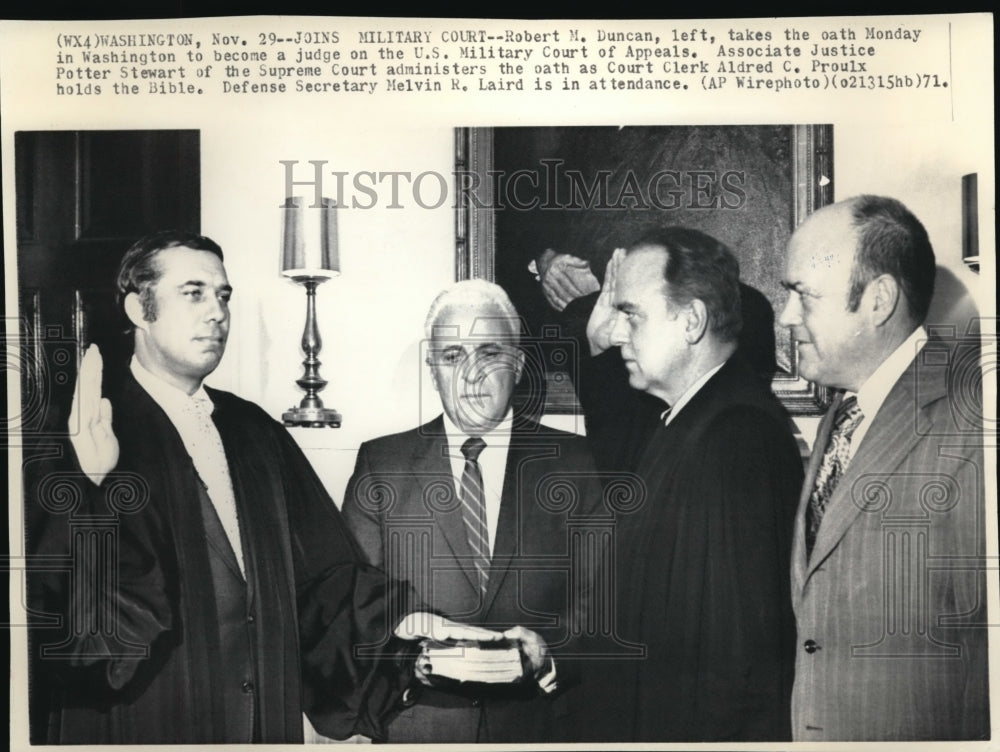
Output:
343 279 603 743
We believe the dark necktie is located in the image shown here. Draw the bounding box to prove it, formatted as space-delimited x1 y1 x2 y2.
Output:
806 395 865 557
460 437 490 596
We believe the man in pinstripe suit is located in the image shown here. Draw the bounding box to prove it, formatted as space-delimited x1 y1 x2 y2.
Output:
342 280 603 742
779 195 989 740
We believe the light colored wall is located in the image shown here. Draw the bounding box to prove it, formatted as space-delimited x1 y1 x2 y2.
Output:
199 125 456 502
199 121 992 502
834 120 990 331
791 118 995 449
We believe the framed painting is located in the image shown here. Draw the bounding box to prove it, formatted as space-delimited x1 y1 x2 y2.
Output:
456 124 834 415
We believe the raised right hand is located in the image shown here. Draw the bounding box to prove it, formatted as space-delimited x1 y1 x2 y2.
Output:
68 345 119 485
585 248 625 356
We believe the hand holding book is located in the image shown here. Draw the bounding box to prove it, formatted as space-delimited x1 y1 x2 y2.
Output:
415 626 555 690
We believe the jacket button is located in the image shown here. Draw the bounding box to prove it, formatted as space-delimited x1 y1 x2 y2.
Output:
471 698 482 708
246 614 255 624
242 680 255 693
803 640 820 654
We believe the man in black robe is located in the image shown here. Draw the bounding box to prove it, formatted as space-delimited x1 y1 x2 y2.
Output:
27 230 498 744
568 229 803 741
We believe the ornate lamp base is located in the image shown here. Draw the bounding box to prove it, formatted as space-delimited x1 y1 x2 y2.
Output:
282 405 342 428
282 276 342 429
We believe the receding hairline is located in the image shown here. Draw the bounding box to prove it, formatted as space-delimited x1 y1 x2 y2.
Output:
622 243 670 279
427 300 519 340
619 243 674 304
626 241 669 257
424 280 521 343
788 203 861 259
801 200 857 233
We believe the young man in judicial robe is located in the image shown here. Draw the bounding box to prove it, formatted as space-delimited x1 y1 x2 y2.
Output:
27 231 498 744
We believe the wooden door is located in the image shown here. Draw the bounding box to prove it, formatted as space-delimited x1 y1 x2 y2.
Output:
15 130 201 435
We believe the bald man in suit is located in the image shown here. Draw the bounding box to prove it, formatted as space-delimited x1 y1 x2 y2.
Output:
779 195 989 740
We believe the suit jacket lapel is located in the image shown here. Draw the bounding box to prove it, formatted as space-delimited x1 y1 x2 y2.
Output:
792 393 841 597
804 348 945 579
415 417 480 593
206 391 269 606
483 433 524 611
481 455 518 616
480 432 558 616
196 478 246 581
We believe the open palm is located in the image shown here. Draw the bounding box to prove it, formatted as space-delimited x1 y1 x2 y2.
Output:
585 248 624 356
68 346 119 485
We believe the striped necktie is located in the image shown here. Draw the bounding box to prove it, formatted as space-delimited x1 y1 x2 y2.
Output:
459 437 490 596
806 395 865 558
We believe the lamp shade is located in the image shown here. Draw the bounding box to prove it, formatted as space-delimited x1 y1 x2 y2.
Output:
281 196 340 278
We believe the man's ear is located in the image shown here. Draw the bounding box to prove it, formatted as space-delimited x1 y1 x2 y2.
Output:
514 348 526 385
123 292 148 332
867 274 900 327
684 299 709 344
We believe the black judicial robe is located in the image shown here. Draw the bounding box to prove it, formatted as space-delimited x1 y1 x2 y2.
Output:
572 354 803 741
30 373 412 744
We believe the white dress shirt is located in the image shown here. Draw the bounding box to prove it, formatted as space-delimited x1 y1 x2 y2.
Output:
845 326 928 461
438 409 559 691
660 361 726 426
439 410 514 555
130 358 245 576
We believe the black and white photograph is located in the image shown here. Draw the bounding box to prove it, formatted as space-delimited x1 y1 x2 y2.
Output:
2 13 995 749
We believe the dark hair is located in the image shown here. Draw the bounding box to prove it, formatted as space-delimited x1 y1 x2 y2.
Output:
846 195 936 323
116 230 223 327
628 227 743 343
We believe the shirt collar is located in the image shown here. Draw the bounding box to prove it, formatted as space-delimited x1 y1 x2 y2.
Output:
850 326 927 422
130 357 213 418
661 360 727 426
